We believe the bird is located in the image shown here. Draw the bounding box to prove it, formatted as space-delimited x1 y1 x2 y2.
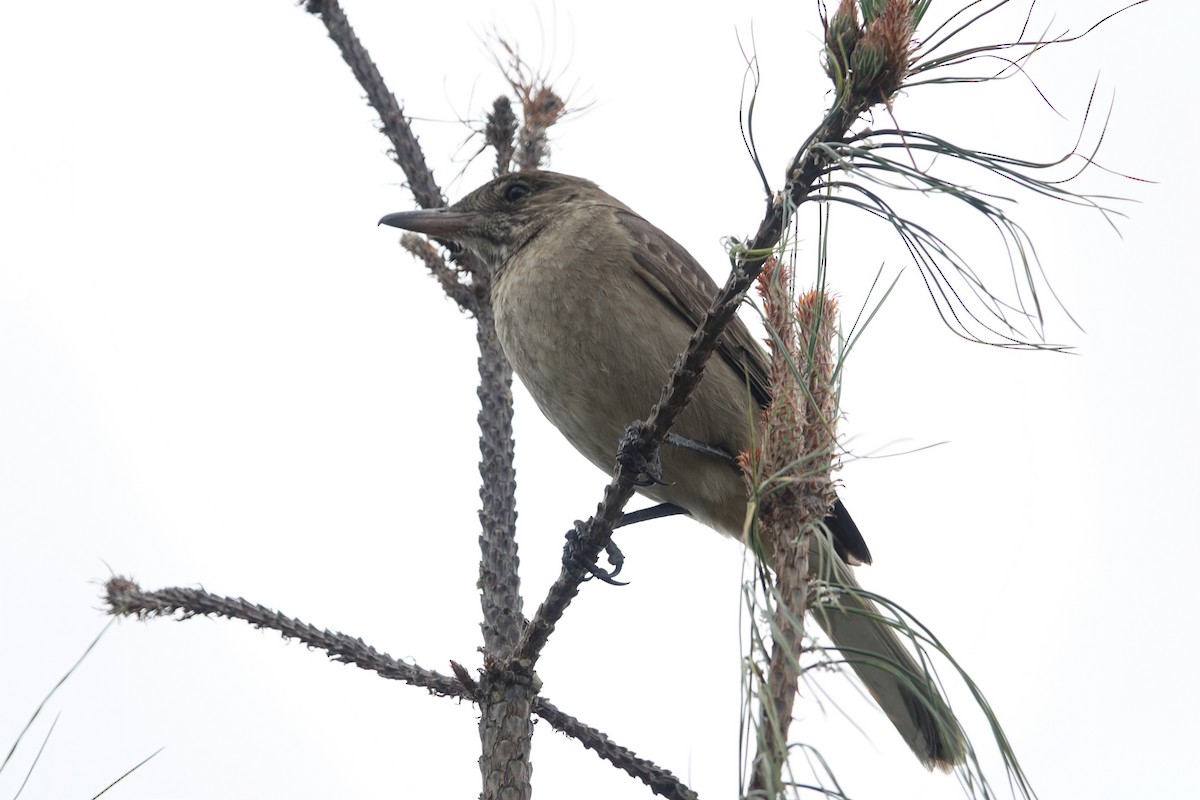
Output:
379 170 964 770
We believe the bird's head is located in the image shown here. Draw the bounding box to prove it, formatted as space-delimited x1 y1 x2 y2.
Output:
378 171 605 268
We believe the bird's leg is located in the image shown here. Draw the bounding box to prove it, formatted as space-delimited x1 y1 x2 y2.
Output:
664 432 740 468
562 503 692 585
616 502 691 528
562 504 690 586
585 425 729 584
562 427 697 586
563 521 629 586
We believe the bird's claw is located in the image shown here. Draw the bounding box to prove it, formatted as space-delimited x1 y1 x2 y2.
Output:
563 523 628 586
617 420 670 487
601 539 625 580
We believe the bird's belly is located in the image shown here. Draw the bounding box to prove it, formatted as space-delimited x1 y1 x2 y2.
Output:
495 260 665 449
493 256 755 537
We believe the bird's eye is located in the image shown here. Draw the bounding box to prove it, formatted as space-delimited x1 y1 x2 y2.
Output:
503 182 532 203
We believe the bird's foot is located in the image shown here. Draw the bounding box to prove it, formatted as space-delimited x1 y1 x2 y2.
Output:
617 421 670 487
563 522 628 586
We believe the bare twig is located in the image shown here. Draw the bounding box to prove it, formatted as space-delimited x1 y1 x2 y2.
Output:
534 699 699 800
486 96 519 176
491 37 568 171
102 577 693 797
104 577 466 697
303 0 442 209
300 5 531 794
400 233 476 311
473 289 524 661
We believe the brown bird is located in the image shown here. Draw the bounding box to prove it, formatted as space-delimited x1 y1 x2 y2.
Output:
380 170 964 769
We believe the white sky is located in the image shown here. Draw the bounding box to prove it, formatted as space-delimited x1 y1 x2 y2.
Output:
2 1 1196 799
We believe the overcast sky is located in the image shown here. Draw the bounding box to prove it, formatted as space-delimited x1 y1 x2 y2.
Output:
2 1 1196 799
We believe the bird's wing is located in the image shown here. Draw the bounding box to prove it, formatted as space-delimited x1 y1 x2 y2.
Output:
615 209 772 407
616 209 874 568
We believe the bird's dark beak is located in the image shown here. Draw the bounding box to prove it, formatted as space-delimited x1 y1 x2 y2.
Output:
378 209 476 238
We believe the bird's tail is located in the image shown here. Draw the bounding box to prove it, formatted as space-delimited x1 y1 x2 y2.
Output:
807 542 966 771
